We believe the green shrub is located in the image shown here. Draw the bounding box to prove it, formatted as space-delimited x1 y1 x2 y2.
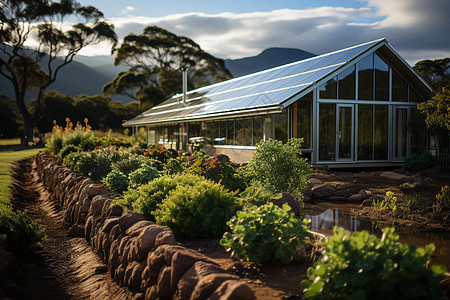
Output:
63 129 93 147
128 165 160 188
402 151 438 172
240 138 312 198
399 175 432 193
62 150 84 169
154 178 237 238
433 185 450 216
301 227 447 299
45 133 63 155
103 171 129 193
111 154 149 175
126 173 199 219
57 144 81 161
220 203 309 265
239 181 281 208
74 151 113 181
0 205 46 254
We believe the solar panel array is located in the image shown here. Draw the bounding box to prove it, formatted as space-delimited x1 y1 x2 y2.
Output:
124 39 384 126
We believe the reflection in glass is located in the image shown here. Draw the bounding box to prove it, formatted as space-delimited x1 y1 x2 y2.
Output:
243 118 253 146
338 66 355 100
338 106 352 159
358 54 373 100
274 110 288 143
226 120 235 146
410 108 426 154
319 77 337 99
358 105 373 160
217 121 227 145
392 70 408 102
234 119 243 146
297 93 312 149
253 117 264 145
394 108 408 159
374 53 389 101
374 106 388 159
409 87 421 102
319 104 336 161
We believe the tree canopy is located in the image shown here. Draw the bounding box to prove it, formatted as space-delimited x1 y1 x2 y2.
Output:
413 58 450 91
103 26 232 111
0 0 117 144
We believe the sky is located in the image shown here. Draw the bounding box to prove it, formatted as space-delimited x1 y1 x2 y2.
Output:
74 0 450 65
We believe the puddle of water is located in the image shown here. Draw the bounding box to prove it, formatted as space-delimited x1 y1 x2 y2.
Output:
305 202 450 268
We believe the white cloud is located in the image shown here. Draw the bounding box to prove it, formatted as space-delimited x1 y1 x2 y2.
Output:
77 1 450 65
120 6 136 15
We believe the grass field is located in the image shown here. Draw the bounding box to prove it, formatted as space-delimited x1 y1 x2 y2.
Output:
0 148 44 206
0 138 21 146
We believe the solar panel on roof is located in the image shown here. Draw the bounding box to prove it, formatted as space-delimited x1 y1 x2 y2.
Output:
123 39 385 126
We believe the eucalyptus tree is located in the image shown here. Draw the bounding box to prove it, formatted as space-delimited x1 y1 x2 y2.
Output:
103 26 232 110
0 0 117 145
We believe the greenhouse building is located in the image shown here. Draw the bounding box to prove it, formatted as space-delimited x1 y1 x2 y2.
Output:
123 38 433 166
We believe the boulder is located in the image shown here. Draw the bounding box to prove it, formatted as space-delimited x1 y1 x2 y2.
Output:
380 171 408 180
118 210 146 232
136 225 172 261
346 194 364 202
309 178 323 186
328 196 347 201
334 189 351 197
312 184 335 199
271 193 301 215
191 273 240 300
125 220 154 237
156 265 172 299
209 280 256 300
101 217 120 233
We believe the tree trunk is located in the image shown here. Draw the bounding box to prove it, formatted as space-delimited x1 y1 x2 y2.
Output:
21 117 34 146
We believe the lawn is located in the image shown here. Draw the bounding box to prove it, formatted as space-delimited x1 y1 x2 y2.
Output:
0 148 44 206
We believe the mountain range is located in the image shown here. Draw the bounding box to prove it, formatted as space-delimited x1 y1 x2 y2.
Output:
0 47 316 103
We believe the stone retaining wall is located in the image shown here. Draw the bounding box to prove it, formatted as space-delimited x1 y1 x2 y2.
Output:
35 151 255 300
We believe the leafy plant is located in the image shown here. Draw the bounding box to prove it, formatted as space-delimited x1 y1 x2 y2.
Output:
57 144 81 161
301 227 447 299
372 192 397 213
220 203 309 265
74 150 113 181
128 165 160 188
111 154 149 175
240 138 313 199
0 204 46 254
432 185 450 216
154 178 238 238
239 181 281 208
125 173 199 219
103 170 129 193
402 151 438 172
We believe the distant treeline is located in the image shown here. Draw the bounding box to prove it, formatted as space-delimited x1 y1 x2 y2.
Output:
0 91 142 138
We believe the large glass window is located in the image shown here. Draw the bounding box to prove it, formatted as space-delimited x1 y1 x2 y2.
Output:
410 108 426 154
319 77 337 99
358 54 373 100
253 117 264 145
319 104 336 161
392 71 408 102
243 118 253 146
394 107 408 160
338 66 355 100
217 121 227 145
357 105 373 160
226 120 235 145
374 106 388 159
374 53 389 101
274 111 288 143
297 95 312 149
409 87 421 102
234 119 243 146
204 121 214 145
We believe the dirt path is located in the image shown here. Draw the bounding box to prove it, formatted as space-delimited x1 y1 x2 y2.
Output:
8 158 134 300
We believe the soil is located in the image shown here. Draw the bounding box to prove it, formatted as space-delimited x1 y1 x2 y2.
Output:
5 158 450 299
5 158 135 299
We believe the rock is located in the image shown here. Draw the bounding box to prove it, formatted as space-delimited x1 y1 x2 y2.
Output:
346 185 367 194
101 217 120 233
347 194 364 202
174 261 224 300
128 261 146 290
118 210 146 232
67 224 85 237
309 178 323 186
209 280 256 300
124 261 140 287
155 230 177 248
380 171 408 180
191 274 240 300
358 189 372 199
136 225 172 261
334 189 351 197
271 193 301 215
133 293 144 300
302 186 312 197
312 184 335 199
125 220 154 237
328 196 347 201
89 195 110 216
303 194 313 203
156 266 172 299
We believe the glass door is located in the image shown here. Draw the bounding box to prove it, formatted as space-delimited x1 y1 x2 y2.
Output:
393 107 408 160
337 104 354 161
